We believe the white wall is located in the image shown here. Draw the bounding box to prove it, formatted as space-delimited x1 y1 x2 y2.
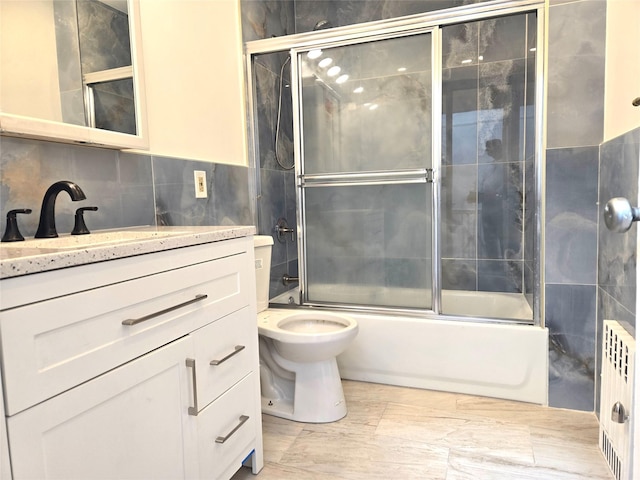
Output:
0 1 62 121
137 0 248 166
604 0 640 141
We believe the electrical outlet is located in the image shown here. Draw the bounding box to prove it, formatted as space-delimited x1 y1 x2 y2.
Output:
194 170 207 198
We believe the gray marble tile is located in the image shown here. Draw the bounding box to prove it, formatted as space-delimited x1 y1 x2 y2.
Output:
152 156 251 228
477 259 522 293
477 162 523 260
53 0 86 125
385 257 430 290
545 147 598 284
259 168 287 259
293 0 471 33
548 0 606 60
441 164 477 259
210 163 252 226
442 259 477 291
546 284 596 412
598 128 639 316
92 78 136 135
241 0 295 42
478 14 527 63
547 0 606 148
442 22 479 70
59 89 87 126
76 0 131 72
0 137 154 237
477 59 527 164
254 63 279 171
442 66 479 166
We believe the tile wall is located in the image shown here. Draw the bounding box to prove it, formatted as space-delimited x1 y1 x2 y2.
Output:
595 127 640 414
242 0 298 300
544 0 606 411
0 137 252 238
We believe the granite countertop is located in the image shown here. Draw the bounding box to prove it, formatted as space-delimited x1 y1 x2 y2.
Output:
0 225 256 279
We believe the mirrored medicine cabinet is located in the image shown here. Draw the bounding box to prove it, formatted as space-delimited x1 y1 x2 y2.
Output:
0 0 147 149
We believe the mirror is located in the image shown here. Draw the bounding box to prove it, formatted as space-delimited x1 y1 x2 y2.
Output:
0 0 147 149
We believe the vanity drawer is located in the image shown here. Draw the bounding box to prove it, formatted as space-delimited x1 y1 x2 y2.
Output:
191 307 257 410
0 251 251 415
197 372 258 480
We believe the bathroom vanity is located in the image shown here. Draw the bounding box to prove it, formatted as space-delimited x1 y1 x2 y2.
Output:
0 227 263 479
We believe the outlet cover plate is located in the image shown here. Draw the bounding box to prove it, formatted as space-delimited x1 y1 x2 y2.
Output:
194 170 207 198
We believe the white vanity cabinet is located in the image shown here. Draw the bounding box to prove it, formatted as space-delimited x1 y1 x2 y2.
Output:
0 235 263 480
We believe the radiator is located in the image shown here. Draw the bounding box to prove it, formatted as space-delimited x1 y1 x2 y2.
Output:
599 320 635 480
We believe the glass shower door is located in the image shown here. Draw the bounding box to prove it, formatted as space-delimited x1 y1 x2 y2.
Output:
296 31 435 310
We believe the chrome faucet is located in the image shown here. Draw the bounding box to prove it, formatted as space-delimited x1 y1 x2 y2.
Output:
35 181 87 238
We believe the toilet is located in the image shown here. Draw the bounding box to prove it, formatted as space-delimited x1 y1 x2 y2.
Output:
254 235 358 423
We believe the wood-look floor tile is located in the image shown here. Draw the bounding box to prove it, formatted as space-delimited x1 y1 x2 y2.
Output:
231 462 338 480
300 398 387 436
260 414 305 463
456 395 601 442
377 402 535 465
278 429 449 479
238 381 612 480
531 439 612 478
343 380 458 410
446 449 612 480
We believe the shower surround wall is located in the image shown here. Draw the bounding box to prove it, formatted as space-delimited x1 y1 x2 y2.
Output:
440 14 536 303
242 0 613 412
242 0 298 301
596 127 639 415
545 0 606 412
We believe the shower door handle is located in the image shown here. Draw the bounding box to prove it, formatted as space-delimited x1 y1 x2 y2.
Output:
604 197 640 233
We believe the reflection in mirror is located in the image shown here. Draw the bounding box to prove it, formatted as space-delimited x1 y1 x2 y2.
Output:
0 0 137 136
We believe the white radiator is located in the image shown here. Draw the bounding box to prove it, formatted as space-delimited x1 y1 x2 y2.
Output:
599 320 635 480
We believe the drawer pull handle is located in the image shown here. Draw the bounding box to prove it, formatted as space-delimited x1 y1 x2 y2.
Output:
215 415 249 444
210 345 245 366
186 358 199 416
122 294 208 326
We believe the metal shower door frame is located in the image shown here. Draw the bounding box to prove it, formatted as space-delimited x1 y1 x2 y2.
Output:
245 0 546 326
290 26 440 314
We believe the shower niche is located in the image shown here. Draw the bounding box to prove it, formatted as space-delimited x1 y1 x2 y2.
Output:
248 5 541 324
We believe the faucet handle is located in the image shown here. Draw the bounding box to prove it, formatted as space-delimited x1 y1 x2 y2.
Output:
71 206 98 235
2 209 33 242
275 218 295 243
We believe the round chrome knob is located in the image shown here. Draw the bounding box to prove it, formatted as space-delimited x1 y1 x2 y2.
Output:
604 197 640 233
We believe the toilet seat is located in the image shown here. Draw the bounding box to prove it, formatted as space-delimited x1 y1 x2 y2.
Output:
258 309 357 343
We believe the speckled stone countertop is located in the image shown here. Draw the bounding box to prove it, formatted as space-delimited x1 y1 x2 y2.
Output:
0 225 256 279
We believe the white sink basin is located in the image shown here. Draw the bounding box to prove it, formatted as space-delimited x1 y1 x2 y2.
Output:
1 230 189 250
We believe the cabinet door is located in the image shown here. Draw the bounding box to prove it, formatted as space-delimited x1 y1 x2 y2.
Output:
7 337 198 480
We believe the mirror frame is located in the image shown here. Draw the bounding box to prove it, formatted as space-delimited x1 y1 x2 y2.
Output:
0 0 148 150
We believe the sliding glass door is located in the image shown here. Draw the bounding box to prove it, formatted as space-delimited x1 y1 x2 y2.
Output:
295 31 437 310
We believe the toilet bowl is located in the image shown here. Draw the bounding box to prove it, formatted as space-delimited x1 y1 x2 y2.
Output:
253 235 358 423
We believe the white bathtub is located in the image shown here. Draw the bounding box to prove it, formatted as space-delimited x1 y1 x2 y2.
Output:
270 287 548 405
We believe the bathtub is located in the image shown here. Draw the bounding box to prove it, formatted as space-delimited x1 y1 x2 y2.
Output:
270 287 548 405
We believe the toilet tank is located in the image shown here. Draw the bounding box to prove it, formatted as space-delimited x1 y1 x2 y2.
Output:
253 235 274 313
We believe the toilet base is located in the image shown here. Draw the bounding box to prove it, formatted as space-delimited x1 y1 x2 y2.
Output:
260 357 348 423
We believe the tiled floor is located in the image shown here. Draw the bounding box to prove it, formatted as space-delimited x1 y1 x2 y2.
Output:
232 380 614 479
